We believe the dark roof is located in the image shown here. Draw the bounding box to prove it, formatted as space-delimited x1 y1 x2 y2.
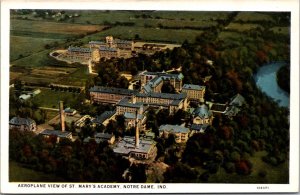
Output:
115 39 132 44
210 104 227 112
136 92 186 100
190 124 209 131
89 41 105 44
95 132 114 139
117 97 143 108
90 86 137 96
99 46 118 52
9 117 35 126
159 124 189 133
182 84 205 91
92 111 116 124
193 104 212 118
40 129 72 138
230 93 245 107
68 46 91 53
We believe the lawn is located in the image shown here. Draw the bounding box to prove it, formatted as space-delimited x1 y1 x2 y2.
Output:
58 65 91 86
11 19 106 35
81 26 203 44
10 35 64 61
9 161 65 182
32 88 79 109
225 23 264 32
72 10 231 26
234 12 275 23
270 27 290 35
208 151 289 183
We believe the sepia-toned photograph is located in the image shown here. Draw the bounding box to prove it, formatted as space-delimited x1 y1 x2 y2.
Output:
1 0 299 194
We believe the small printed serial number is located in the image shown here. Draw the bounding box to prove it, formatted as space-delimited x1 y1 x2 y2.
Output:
257 186 269 190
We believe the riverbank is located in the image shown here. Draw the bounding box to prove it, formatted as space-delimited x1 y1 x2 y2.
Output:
254 62 289 108
276 64 290 93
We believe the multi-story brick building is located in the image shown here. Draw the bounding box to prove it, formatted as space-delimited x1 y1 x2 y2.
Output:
65 46 91 62
182 84 206 102
89 86 137 104
139 71 184 93
159 124 190 143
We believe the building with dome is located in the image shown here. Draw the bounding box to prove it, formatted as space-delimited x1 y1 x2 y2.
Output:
192 104 213 125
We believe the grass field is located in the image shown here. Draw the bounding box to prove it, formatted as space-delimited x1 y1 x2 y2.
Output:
270 27 290 35
58 66 91 86
9 161 65 182
81 26 203 43
226 23 264 32
11 19 105 35
32 88 79 108
234 12 275 23
10 36 64 61
208 151 289 183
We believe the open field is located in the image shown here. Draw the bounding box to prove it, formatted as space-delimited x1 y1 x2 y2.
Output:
11 19 106 35
32 88 79 109
208 151 289 183
270 27 290 35
9 161 66 182
225 23 264 32
71 10 231 26
81 26 203 43
57 66 91 86
10 65 85 86
10 35 64 61
234 12 275 23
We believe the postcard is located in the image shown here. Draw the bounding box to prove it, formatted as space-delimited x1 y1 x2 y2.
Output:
1 0 299 193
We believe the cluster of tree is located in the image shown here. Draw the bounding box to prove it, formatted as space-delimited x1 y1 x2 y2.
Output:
93 61 129 89
9 128 129 182
276 64 290 93
49 85 81 93
9 90 47 124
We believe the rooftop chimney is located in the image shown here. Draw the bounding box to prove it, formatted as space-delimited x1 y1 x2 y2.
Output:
135 110 139 148
59 101 65 132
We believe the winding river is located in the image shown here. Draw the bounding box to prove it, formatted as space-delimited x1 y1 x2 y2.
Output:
254 62 290 108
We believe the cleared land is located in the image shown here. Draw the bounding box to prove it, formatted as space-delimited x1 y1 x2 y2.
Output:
234 12 275 23
32 88 79 109
208 151 289 183
9 161 65 182
225 23 264 32
11 19 105 35
81 26 203 43
71 10 231 26
10 36 63 61
270 27 290 35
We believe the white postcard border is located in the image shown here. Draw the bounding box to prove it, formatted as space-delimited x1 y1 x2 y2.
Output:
1 0 299 193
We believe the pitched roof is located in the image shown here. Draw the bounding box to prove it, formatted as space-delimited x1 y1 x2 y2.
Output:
230 93 245 107
136 92 186 100
89 41 105 44
113 136 156 155
182 84 205 91
68 46 91 53
190 124 209 132
117 97 143 108
92 111 116 124
159 124 189 133
124 112 144 120
99 46 118 52
9 117 35 126
193 104 212 118
89 86 137 96
40 129 72 138
95 132 114 139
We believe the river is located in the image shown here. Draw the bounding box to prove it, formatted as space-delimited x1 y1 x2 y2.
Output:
254 62 289 108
